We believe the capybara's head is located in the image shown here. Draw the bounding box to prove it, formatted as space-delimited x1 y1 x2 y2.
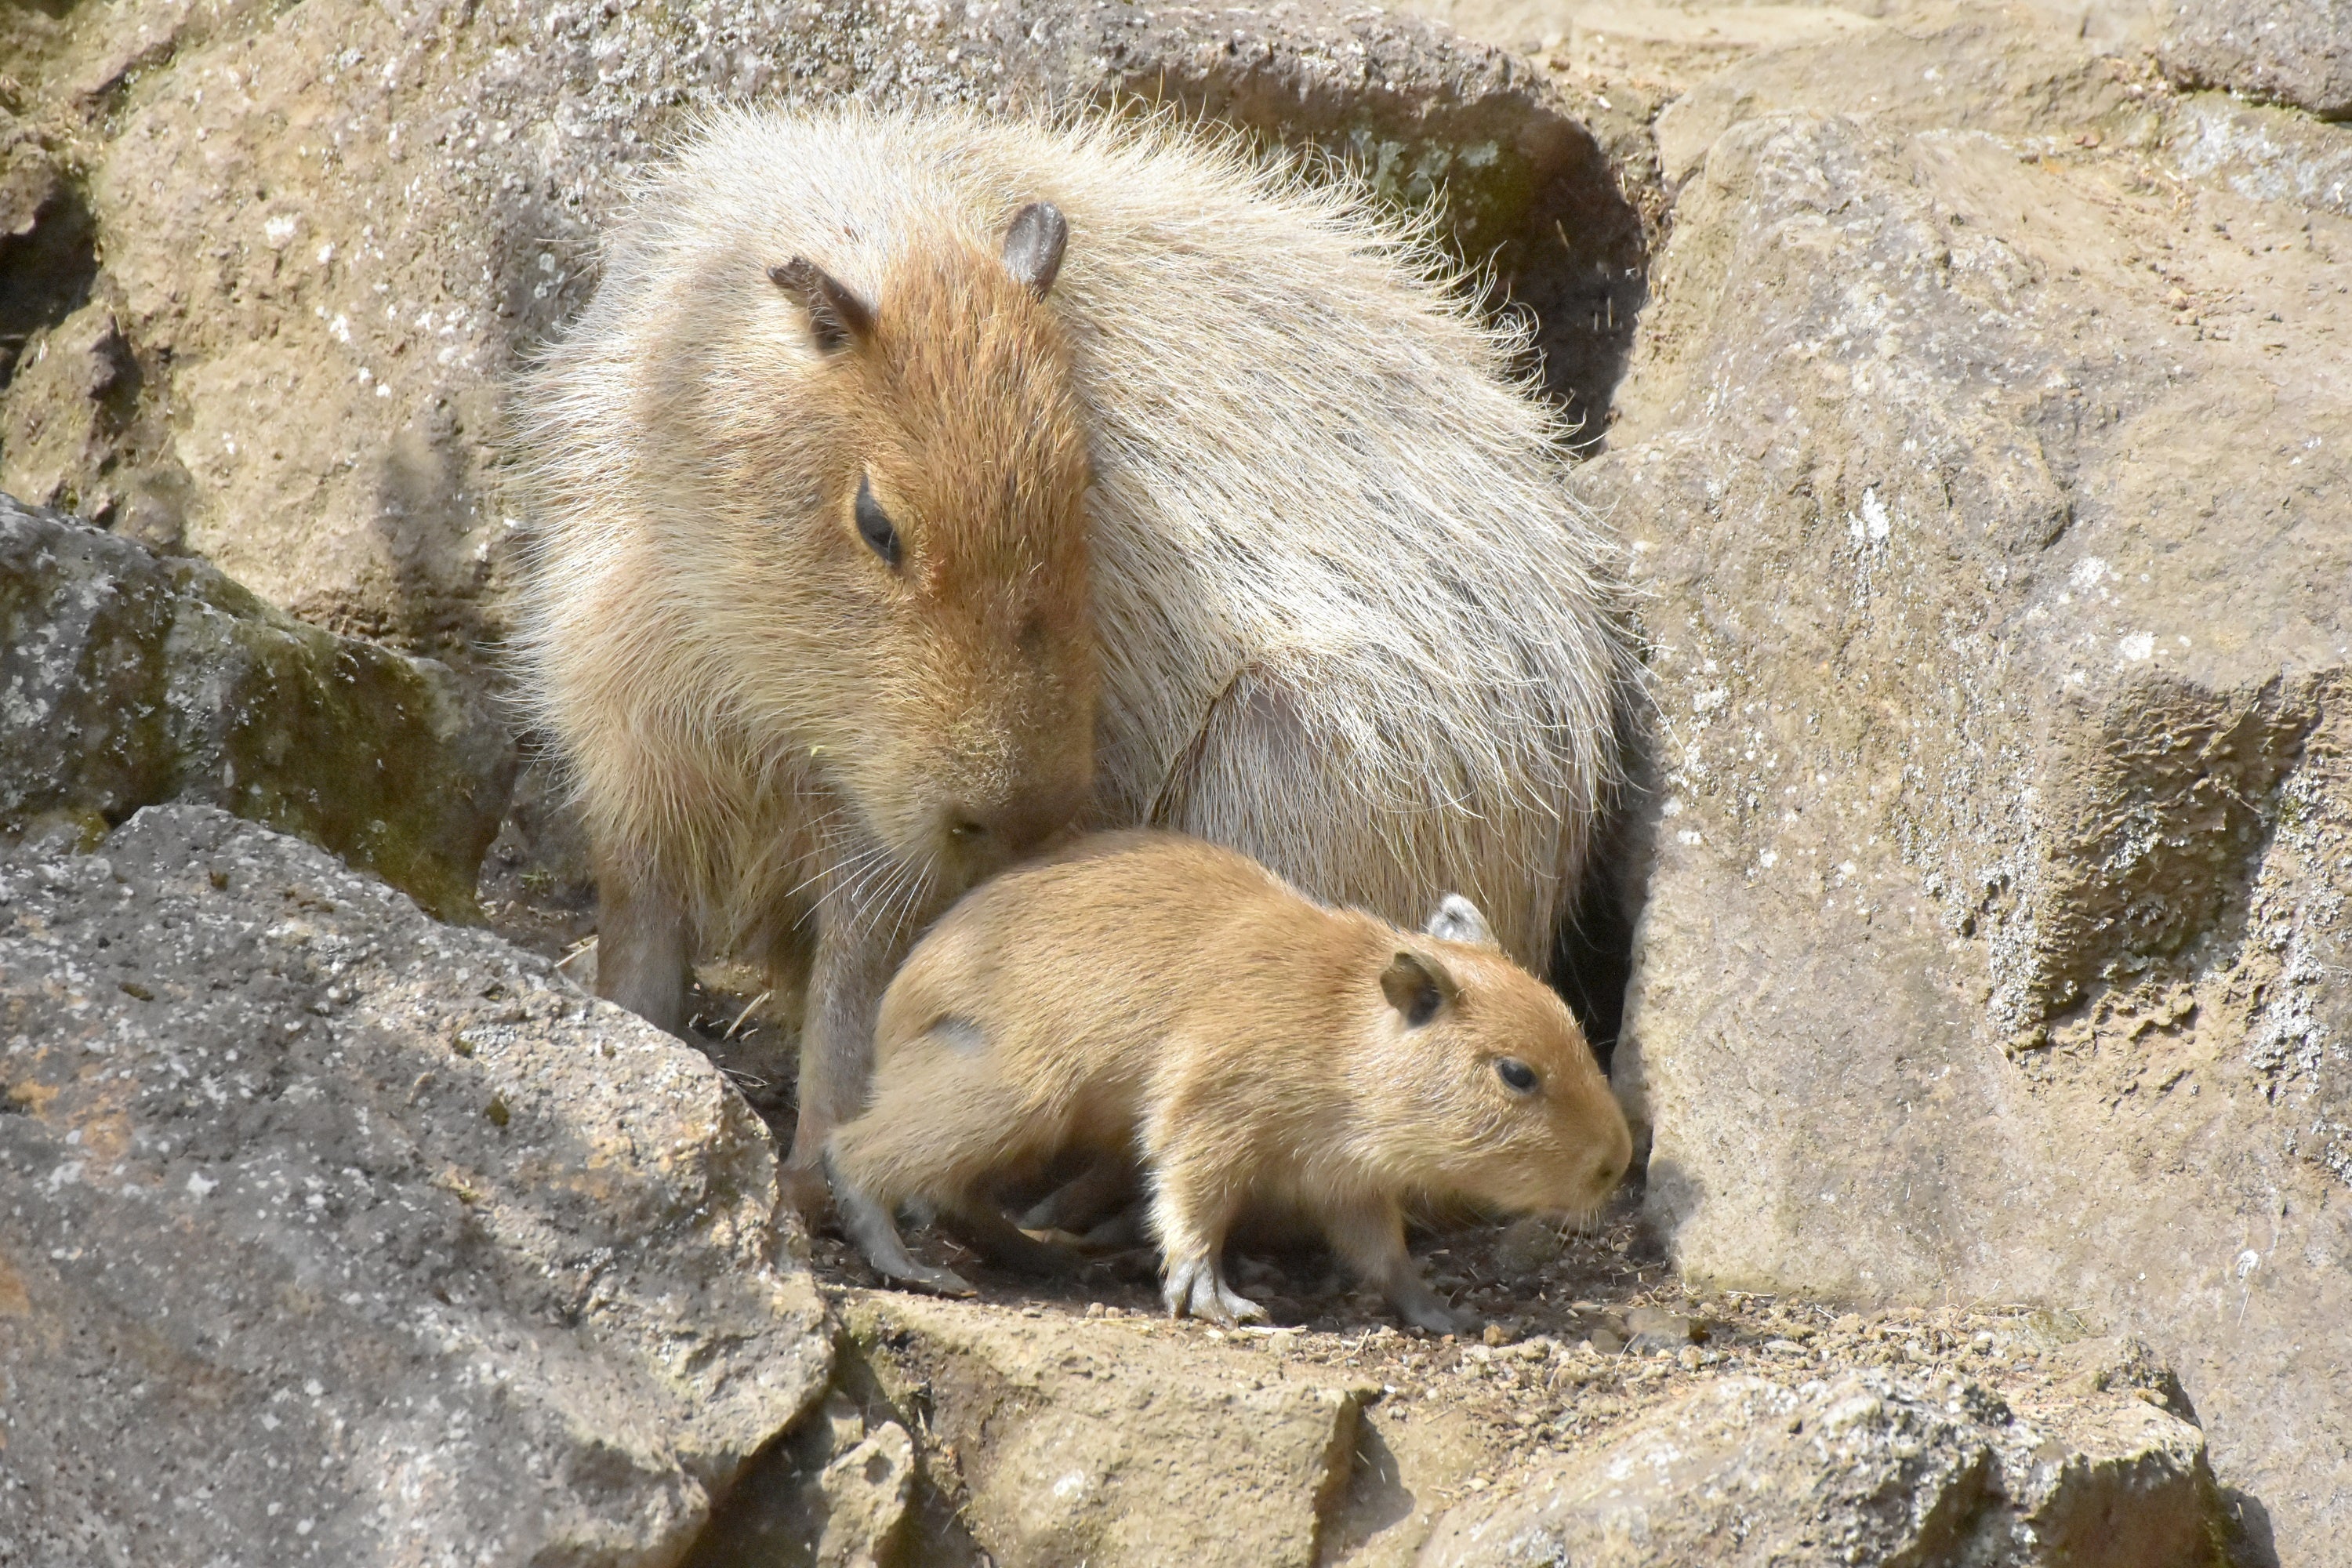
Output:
1370 896 1632 1218
759 203 1096 889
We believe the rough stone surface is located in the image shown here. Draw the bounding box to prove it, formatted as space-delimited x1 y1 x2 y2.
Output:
2157 0 2352 121
1418 1370 2222 1566
2165 91 2352 216
1599 34 2352 1565
0 0 1639 668
678 1389 924 1568
0 493 513 920
1646 8 2162 187
0 806 830 1565
839 1293 1370 1568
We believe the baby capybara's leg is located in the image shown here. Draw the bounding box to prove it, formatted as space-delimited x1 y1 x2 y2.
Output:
1320 1195 1472 1335
936 1202 1079 1277
1146 1152 1265 1326
828 1047 1047 1292
823 1145 975 1298
1019 1153 1141 1235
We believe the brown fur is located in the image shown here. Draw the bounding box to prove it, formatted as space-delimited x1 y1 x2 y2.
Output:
826 832 1633 1330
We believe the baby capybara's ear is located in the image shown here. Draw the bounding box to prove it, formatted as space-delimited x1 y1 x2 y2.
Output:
1422 894 1496 949
1380 949 1456 1028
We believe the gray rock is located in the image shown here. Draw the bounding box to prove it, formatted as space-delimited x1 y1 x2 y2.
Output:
0 494 513 919
0 0 1638 665
2157 0 2352 121
1602 99 2352 1562
678 1391 921 1568
0 805 829 1565
1418 1371 2223 1566
811 1422 917 1568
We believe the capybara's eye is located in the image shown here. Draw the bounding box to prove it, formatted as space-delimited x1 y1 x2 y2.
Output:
1496 1058 1538 1094
855 475 902 568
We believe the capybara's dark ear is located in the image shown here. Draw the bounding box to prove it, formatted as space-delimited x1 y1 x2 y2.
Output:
1003 201 1068 296
769 257 875 353
1423 894 1496 949
1381 950 1454 1028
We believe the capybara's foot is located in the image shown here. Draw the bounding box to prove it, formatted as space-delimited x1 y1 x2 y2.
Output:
1162 1257 1269 1327
893 1261 979 1298
779 1163 833 1225
940 1206 1079 1277
1396 1293 1475 1337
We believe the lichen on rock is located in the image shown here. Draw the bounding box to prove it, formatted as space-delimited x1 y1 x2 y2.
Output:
0 492 514 918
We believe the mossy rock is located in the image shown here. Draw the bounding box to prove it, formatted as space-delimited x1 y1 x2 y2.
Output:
0 492 514 918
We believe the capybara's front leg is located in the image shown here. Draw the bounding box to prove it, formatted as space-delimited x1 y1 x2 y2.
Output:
1322 1195 1472 1336
591 841 691 1037
784 891 916 1218
1148 1156 1265 1326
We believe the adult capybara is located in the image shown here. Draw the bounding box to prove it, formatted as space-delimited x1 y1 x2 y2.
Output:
827 831 1633 1330
513 106 1635 1204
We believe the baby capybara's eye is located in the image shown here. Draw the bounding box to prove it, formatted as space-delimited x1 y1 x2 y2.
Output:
1496 1058 1537 1094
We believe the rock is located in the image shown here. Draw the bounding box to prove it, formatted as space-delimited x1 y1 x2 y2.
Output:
2057 1334 2201 1425
0 494 513 919
0 117 96 391
0 805 830 1563
1602 69 2352 1566
1621 1305 1697 1353
0 0 1639 666
2164 93 2352 219
1494 1214 1560 1281
682 1388 919 1568
1648 9 2158 187
2156 0 2352 121
837 1293 1370 1567
811 1423 918 1568
1418 1371 2223 1566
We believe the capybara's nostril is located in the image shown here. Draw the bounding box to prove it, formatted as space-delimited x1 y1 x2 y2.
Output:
946 781 1085 858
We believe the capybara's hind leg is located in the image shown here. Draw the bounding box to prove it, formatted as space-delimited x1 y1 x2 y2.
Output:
1019 1153 1140 1234
824 1149 975 1297
938 1202 1079 1277
591 842 690 1037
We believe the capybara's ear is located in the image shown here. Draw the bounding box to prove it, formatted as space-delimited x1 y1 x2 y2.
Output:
1423 894 1496 949
1002 201 1068 296
768 257 875 353
1381 950 1455 1028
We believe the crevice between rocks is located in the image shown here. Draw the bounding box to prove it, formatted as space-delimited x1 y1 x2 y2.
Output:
0 172 99 391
